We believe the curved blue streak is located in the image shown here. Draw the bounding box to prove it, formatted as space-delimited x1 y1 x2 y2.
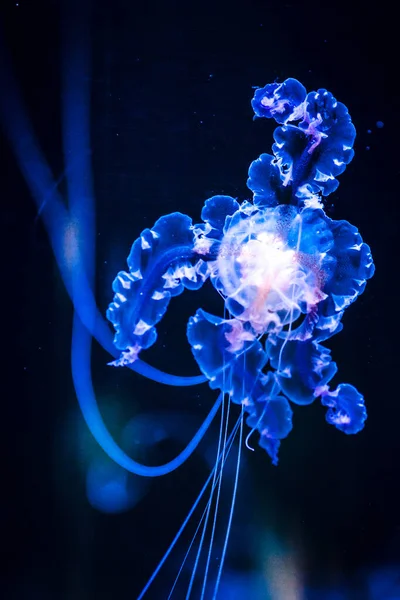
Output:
0 34 206 387
60 6 216 477
0 19 209 480
72 313 222 476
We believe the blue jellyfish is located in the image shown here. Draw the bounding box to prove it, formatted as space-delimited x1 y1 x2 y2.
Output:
0 18 374 593
106 77 374 465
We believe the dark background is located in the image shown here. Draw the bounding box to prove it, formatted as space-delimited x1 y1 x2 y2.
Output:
1 0 399 598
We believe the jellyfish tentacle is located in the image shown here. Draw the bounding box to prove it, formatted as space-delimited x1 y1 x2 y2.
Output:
136 409 243 600
72 313 221 476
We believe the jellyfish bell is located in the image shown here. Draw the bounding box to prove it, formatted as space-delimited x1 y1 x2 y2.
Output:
213 204 330 344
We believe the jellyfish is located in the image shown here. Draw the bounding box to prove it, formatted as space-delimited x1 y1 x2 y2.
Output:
0 17 374 594
106 77 374 466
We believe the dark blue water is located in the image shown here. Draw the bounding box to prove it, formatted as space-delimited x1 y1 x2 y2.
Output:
1 0 397 598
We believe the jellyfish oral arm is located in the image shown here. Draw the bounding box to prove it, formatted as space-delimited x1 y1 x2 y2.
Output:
106 212 214 367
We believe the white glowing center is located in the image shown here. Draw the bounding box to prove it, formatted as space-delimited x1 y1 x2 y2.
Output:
237 232 297 297
214 205 322 338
